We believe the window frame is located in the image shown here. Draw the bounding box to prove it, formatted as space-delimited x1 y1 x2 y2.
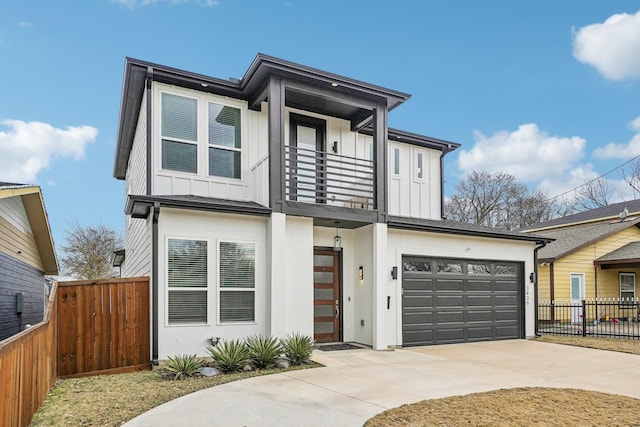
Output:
217 239 256 325
160 91 199 175
392 146 401 177
165 237 209 326
208 101 243 180
414 149 426 182
619 272 636 306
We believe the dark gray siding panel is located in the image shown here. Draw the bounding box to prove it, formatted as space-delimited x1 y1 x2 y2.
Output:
0 251 45 340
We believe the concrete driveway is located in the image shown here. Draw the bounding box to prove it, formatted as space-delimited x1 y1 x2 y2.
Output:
124 340 640 427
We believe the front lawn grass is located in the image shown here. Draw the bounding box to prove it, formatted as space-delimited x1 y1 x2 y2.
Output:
30 364 319 427
535 334 640 355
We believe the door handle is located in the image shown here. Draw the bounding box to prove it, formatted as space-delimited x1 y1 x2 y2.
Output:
335 300 339 319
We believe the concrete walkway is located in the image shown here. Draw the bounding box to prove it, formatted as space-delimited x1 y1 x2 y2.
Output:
124 340 640 427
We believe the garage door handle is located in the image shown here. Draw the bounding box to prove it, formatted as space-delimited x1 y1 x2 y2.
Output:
335 305 339 319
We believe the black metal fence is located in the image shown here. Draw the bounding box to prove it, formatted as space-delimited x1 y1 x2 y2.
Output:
537 299 640 339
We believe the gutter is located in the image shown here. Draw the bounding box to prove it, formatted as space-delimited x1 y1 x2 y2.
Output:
151 202 160 364
440 145 456 219
533 240 548 337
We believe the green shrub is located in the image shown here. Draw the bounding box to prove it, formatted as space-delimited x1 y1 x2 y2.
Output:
246 335 282 369
207 339 250 373
164 354 204 380
280 333 315 365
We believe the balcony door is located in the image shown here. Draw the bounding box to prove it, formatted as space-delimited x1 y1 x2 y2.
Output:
290 114 326 203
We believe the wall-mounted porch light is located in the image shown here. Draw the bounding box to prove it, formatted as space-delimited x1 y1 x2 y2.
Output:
333 221 342 252
391 266 398 280
358 266 364 281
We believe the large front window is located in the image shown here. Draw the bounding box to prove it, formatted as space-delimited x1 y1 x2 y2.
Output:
620 272 636 305
219 241 255 323
167 239 208 324
161 91 242 179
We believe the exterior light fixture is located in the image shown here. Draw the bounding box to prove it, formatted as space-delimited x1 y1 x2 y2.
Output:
333 221 342 251
358 266 364 281
391 266 398 280
331 82 338 87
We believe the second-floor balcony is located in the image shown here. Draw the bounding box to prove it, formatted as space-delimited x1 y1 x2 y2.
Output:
284 145 374 210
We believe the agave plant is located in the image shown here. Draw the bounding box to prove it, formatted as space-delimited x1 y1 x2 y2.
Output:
245 335 282 369
207 339 250 373
164 354 204 380
280 333 315 366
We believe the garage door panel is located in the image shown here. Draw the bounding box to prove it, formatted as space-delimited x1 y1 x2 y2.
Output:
403 294 432 308
437 328 464 342
436 295 463 306
403 277 433 291
467 295 492 306
436 311 464 323
435 279 464 291
403 311 433 325
467 310 492 322
402 256 522 347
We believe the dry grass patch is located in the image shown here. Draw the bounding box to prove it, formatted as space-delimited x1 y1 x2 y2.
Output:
365 387 640 426
535 334 640 355
30 364 318 427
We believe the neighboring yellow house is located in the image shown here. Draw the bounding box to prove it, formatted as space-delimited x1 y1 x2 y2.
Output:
522 200 640 322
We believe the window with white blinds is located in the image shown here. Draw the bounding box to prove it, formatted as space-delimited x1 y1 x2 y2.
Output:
209 103 241 179
161 93 198 173
219 241 255 322
167 239 207 324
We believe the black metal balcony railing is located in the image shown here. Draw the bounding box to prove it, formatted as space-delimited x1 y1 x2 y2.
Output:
284 145 374 209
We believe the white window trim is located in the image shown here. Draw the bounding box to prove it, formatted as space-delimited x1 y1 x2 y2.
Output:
207 101 243 180
216 239 257 325
155 84 248 182
165 236 210 327
159 91 200 175
414 149 426 183
619 272 636 305
392 146 401 177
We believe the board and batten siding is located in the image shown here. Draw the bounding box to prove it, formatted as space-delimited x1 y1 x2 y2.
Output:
550 225 640 300
0 251 45 340
387 142 440 220
0 197 43 272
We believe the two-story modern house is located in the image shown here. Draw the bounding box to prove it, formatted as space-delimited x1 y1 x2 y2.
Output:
114 54 550 362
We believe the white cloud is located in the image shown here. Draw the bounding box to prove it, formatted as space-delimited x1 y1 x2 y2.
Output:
17 21 33 27
457 123 586 183
573 10 640 80
0 120 97 183
592 116 640 159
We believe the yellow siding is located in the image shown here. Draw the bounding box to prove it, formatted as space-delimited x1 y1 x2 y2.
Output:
550 226 640 301
0 215 44 271
537 264 551 301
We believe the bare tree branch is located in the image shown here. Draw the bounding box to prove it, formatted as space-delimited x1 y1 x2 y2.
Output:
60 222 122 279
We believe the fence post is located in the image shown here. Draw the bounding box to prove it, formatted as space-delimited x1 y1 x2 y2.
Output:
582 300 587 337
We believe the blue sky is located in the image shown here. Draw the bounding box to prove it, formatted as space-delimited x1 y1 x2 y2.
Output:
1 0 639 254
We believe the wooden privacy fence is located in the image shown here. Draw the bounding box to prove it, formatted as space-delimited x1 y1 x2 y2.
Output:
0 282 58 427
57 277 150 377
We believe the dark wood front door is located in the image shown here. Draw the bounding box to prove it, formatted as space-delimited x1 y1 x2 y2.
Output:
313 249 340 342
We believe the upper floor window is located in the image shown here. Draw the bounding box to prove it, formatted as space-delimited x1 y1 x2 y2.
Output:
209 103 241 179
416 152 424 180
161 93 198 173
393 147 400 176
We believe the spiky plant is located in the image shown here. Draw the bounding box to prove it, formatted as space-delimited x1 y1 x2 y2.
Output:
164 354 204 380
207 339 250 373
245 335 282 369
280 333 315 365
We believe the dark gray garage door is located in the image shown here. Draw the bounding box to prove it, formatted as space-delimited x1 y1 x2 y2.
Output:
402 256 523 346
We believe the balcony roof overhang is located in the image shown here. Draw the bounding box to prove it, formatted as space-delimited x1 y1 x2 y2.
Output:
114 54 412 179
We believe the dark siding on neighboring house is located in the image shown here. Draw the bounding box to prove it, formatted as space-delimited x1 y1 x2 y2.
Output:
0 251 45 341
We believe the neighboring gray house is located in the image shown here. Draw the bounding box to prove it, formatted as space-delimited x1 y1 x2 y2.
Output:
0 183 58 341
114 54 550 361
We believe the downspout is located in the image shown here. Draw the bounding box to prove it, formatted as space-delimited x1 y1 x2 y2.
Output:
146 67 153 196
151 202 160 364
534 240 548 337
440 145 455 219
